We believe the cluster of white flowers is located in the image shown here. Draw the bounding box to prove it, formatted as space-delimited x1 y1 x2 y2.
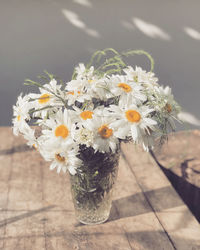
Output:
12 60 181 175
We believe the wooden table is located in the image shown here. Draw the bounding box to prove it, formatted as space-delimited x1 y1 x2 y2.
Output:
153 130 200 223
0 127 200 250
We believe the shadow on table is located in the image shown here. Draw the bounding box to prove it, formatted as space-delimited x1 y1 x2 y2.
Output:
0 205 55 228
1 229 199 249
108 184 183 223
125 230 200 249
151 151 200 223
0 144 33 155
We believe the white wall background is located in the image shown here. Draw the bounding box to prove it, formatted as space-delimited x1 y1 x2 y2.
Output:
0 0 200 127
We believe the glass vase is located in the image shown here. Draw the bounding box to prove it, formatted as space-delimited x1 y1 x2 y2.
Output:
70 146 120 225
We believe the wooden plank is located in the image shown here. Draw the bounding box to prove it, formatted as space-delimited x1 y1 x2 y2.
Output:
0 128 14 210
0 127 15 250
7 133 44 210
42 160 74 211
43 211 132 250
43 212 174 250
121 142 200 250
0 213 5 249
3 238 45 250
0 128 46 249
1 211 45 250
154 130 200 222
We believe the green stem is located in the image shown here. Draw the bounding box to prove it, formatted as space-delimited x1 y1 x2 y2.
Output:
86 50 106 69
122 50 155 72
29 105 56 114
86 48 154 78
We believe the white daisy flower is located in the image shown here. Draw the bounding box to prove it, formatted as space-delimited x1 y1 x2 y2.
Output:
40 108 75 146
138 129 159 152
23 127 39 150
40 142 81 175
109 103 157 144
75 63 94 80
65 86 91 106
66 79 84 93
72 105 107 125
90 77 114 101
153 86 181 130
71 106 94 123
108 74 147 104
45 79 63 96
123 66 158 86
73 124 94 147
67 76 110 101
28 79 63 118
12 94 32 136
12 118 30 137
84 115 119 153
154 86 176 111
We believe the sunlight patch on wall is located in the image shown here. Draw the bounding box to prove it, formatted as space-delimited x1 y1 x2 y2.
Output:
178 111 200 126
132 17 171 41
74 0 92 8
121 20 135 31
62 9 100 38
184 27 200 40
62 9 85 29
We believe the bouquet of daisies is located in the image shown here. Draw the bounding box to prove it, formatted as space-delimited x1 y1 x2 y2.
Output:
12 49 181 175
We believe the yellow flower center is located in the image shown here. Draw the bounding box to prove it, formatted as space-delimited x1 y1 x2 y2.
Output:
55 125 69 139
67 91 81 95
117 83 132 93
98 124 113 139
67 91 74 95
38 93 51 104
165 103 172 113
80 110 93 120
55 153 65 163
17 115 21 121
88 79 94 84
125 110 141 123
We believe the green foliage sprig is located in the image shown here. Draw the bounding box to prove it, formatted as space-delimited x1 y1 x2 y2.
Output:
72 48 154 79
